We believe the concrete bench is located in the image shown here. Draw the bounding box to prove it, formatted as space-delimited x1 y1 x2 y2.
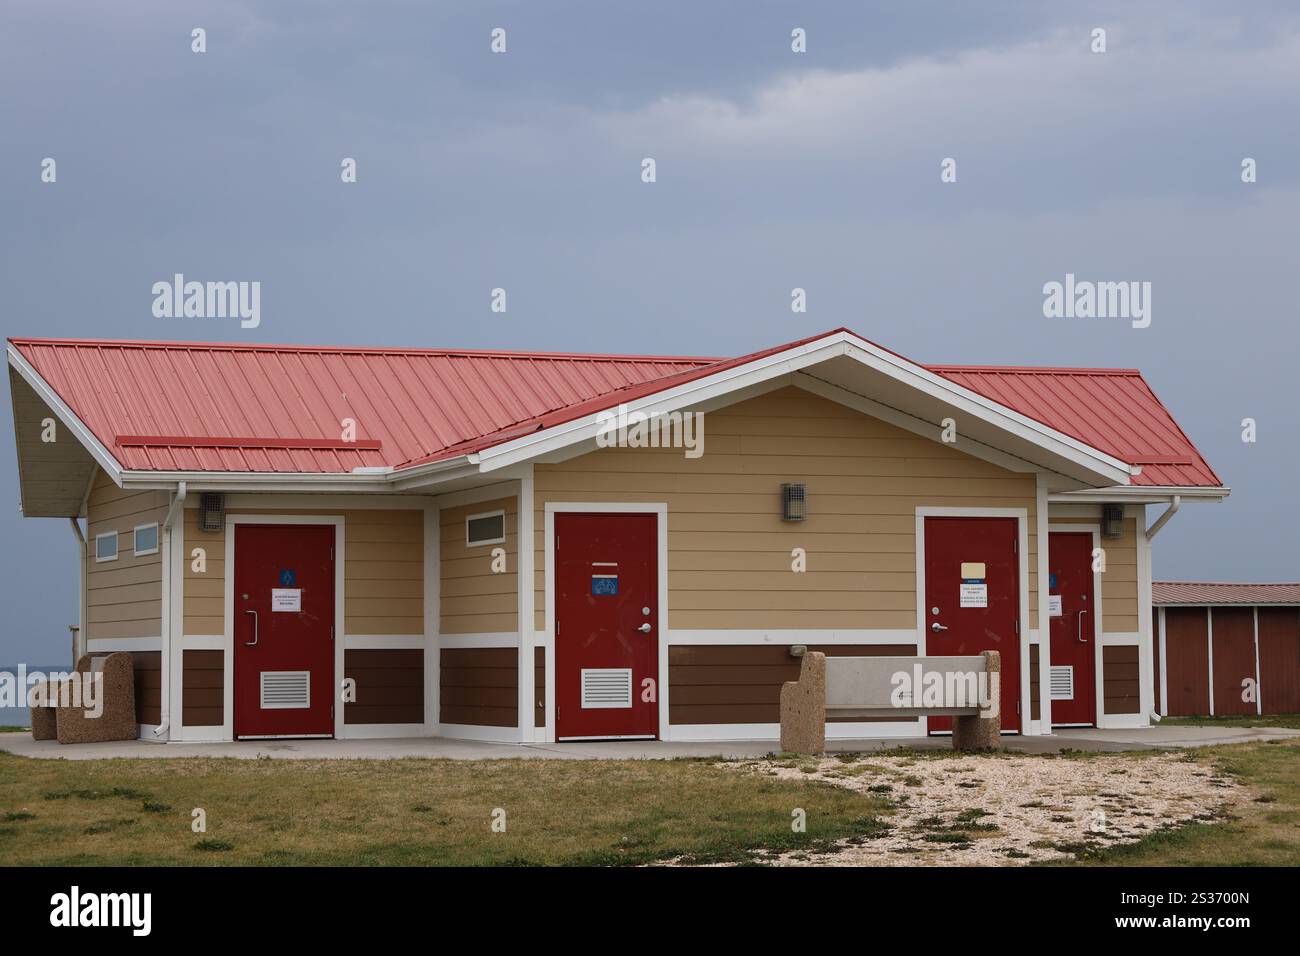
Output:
779 649 1001 754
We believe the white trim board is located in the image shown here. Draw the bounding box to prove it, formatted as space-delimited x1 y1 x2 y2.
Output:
441 632 519 649
343 635 425 650
667 720 923 741
337 723 425 739
85 636 163 651
437 723 525 743
180 635 225 650
667 630 919 646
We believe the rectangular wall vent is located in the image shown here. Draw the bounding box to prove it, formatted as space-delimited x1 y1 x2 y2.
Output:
1049 665 1075 701
580 668 633 709
260 670 311 709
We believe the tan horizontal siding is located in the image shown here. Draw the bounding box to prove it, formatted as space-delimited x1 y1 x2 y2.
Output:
85 471 166 640
535 386 1038 631
182 507 424 637
439 497 517 635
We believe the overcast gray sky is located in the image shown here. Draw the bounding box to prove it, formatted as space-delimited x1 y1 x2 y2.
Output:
3 1 1297 664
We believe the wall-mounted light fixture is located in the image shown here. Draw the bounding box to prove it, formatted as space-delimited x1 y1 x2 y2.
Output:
199 492 225 532
1101 504 1124 539
781 482 807 522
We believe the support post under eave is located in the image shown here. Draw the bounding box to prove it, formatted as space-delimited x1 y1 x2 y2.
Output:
68 518 86 665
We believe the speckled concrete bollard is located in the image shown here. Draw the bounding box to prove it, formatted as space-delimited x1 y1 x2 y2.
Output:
55 653 137 744
951 650 1001 752
779 651 826 755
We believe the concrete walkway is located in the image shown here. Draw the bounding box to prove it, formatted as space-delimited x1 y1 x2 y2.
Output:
3 725 1297 761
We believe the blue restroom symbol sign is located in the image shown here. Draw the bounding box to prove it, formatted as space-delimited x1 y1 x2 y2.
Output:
279 569 296 586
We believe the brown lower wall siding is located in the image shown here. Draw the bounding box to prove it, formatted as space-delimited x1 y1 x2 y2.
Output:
1102 644 1140 715
182 649 223 726
441 647 518 727
668 644 916 725
344 649 423 725
90 650 161 726
535 646 545 728
1029 645 1040 721
132 651 162 725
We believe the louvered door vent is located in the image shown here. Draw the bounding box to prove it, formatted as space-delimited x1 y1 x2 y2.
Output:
261 670 311 709
1049 666 1075 701
581 668 633 709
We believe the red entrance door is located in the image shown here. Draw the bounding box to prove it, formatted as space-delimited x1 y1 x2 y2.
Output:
1048 531 1097 726
233 524 335 738
924 516 1021 733
555 513 658 740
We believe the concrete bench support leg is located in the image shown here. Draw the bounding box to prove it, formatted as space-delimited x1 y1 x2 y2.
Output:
952 650 1002 751
779 651 826 755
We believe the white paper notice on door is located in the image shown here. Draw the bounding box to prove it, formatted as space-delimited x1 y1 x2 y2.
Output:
271 588 302 612
1048 594 1063 617
959 581 987 608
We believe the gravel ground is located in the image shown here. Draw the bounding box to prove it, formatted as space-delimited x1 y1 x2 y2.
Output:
720 750 1247 866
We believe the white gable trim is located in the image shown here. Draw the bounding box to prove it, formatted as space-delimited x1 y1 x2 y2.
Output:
422 331 1132 486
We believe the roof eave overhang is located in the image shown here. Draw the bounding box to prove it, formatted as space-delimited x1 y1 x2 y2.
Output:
8 343 125 485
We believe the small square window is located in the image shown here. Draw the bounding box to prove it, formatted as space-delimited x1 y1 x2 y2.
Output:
134 523 159 556
466 510 506 547
94 531 118 563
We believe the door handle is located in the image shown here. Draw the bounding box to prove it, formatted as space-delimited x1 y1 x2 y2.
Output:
1077 608 1089 643
638 623 652 633
931 622 948 632
244 609 259 646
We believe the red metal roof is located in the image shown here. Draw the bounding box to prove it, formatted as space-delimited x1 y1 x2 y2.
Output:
928 366 1220 487
8 331 1223 487
1154 582 1300 606
9 338 715 473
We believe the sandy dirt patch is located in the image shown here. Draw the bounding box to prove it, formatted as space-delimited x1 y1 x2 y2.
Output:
720 750 1246 866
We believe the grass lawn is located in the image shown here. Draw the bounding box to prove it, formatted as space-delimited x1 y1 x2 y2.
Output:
0 727 29 733
1160 713 1300 730
1063 740 1300 866
3 741 1297 867
0 752 887 866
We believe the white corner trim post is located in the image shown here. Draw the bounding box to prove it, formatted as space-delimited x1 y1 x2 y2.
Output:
424 499 439 735
1135 504 1156 724
517 472 536 742
1035 475 1052 733
159 481 186 740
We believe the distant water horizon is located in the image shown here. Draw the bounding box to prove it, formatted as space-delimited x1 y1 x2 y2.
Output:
1 663 78 727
